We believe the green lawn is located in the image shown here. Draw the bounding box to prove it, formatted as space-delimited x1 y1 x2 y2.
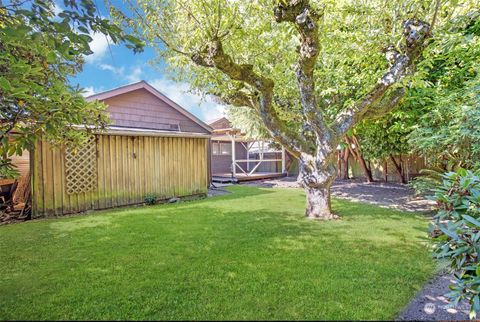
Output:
0 186 434 320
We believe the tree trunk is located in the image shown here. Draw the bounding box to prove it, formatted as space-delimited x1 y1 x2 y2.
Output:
305 186 336 219
298 155 338 220
383 159 388 182
337 148 350 180
337 151 342 178
341 148 350 179
357 156 374 183
389 154 406 184
347 136 374 183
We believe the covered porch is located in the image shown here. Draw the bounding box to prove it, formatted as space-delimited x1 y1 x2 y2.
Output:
212 172 287 183
210 128 287 183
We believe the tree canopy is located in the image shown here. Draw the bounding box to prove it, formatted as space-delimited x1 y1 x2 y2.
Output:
0 0 143 177
409 11 480 168
123 0 476 218
123 0 446 140
355 9 480 173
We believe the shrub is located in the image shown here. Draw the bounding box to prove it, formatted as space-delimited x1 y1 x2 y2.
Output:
0 159 19 179
431 168 480 319
409 164 459 196
144 194 157 205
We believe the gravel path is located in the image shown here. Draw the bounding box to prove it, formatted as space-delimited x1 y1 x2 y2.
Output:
331 179 435 213
207 185 231 197
396 273 470 321
243 177 435 213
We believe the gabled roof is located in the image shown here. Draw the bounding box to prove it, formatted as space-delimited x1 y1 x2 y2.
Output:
208 116 232 130
86 80 212 133
206 116 227 125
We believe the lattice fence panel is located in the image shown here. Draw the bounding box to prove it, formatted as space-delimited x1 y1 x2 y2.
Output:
65 136 97 195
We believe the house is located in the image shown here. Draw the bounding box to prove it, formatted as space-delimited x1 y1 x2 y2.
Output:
27 81 212 217
208 117 292 183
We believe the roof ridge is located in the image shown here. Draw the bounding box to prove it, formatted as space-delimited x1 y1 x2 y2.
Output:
86 81 213 133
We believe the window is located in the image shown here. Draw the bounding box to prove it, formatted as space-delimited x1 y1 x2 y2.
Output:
212 142 231 156
220 143 231 155
212 142 220 155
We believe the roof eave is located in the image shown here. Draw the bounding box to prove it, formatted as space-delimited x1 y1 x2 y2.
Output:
86 80 213 133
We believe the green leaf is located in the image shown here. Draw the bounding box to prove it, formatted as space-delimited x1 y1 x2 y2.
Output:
471 296 479 319
438 225 460 240
463 215 480 227
0 77 12 91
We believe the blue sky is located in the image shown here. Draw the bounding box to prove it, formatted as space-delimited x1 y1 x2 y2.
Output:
70 2 225 123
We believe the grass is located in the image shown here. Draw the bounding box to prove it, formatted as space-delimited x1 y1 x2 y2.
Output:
0 185 434 320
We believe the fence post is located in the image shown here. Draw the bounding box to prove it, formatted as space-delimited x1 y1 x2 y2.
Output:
231 134 236 178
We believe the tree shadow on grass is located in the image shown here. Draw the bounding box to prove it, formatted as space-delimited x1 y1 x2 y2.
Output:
0 185 435 321
38 185 430 250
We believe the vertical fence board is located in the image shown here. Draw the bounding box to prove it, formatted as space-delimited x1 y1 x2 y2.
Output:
179 138 185 196
126 136 133 205
160 137 166 198
43 142 54 216
32 140 44 216
203 139 208 190
52 146 63 215
97 135 105 209
153 137 160 197
32 135 209 217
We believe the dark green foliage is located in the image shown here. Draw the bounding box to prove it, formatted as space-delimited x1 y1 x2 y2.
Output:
408 12 480 168
0 0 143 178
0 159 19 179
431 168 480 319
355 11 480 169
144 194 158 205
409 165 459 195
355 109 415 161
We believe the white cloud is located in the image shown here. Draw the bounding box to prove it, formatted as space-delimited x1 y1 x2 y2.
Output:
99 63 125 75
53 1 62 15
84 33 113 63
98 64 143 83
81 86 97 97
150 78 225 121
125 66 143 83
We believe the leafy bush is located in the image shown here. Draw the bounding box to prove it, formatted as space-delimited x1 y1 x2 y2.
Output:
409 165 458 195
144 194 157 205
431 168 480 319
408 12 480 169
0 159 19 179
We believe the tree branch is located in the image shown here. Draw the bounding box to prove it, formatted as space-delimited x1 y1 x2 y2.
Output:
430 0 442 31
125 0 191 56
334 19 431 135
362 87 405 120
214 91 257 109
191 39 307 156
274 0 335 157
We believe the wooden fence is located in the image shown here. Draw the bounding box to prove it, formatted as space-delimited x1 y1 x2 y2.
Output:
284 154 426 183
348 154 427 182
31 134 209 217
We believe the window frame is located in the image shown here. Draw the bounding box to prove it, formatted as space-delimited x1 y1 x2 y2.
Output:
212 141 231 156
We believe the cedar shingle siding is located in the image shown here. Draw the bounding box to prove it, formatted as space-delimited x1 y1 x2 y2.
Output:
105 89 209 133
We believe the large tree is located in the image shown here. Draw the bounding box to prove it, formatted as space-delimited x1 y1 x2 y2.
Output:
123 0 470 219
